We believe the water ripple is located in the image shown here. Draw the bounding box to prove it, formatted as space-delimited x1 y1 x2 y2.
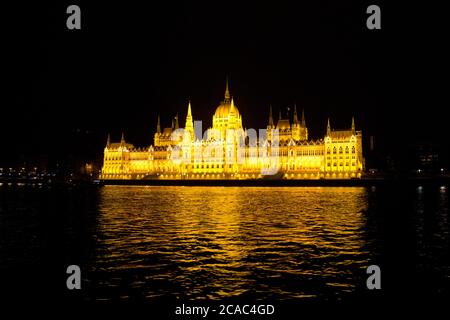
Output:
88 186 371 301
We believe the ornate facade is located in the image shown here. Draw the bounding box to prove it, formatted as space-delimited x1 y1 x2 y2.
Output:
101 82 364 180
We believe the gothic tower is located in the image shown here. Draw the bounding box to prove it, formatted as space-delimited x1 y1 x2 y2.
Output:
185 100 195 141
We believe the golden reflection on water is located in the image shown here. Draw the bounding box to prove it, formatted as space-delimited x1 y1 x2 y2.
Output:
93 186 370 301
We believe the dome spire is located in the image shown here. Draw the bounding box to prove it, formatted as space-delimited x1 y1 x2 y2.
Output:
224 76 230 101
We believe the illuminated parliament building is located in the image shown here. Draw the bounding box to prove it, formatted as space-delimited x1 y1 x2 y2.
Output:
101 82 364 180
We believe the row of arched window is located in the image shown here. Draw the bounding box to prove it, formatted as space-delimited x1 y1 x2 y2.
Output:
326 146 356 155
105 155 124 161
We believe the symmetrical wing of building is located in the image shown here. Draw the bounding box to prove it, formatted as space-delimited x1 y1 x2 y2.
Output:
101 82 364 180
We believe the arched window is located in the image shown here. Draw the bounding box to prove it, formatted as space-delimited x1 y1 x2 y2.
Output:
339 147 343 154
345 146 349 154
333 147 337 154
327 147 331 154
352 146 356 154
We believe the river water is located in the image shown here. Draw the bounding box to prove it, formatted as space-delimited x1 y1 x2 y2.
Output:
1 184 449 310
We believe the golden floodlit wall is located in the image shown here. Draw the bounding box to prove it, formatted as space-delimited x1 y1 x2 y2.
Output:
101 82 364 180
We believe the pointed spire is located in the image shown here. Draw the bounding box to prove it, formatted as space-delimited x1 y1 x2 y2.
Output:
185 100 194 141
121 132 125 144
157 114 161 133
187 100 192 118
351 116 355 132
230 97 235 113
106 133 110 146
301 109 306 126
268 105 274 126
224 76 230 101
327 118 331 135
175 113 179 129
293 104 299 124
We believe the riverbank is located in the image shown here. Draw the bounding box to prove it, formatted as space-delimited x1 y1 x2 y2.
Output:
2 176 449 187
98 176 450 187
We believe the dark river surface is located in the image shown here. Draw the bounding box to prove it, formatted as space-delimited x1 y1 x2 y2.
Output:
1 184 449 312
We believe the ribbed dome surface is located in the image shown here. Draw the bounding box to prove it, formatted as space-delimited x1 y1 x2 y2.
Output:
214 101 240 118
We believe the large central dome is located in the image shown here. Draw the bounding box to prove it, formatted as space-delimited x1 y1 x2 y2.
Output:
214 101 240 118
211 79 243 135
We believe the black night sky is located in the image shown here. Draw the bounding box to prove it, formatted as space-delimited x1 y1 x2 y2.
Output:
3 1 447 170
